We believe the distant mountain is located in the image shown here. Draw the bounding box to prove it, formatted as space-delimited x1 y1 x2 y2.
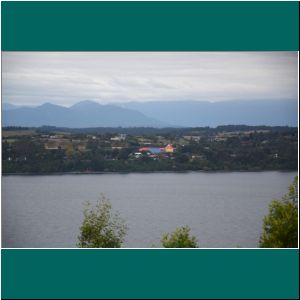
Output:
70 100 103 110
3 99 297 128
2 103 19 110
2 101 168 128
116 100 298 127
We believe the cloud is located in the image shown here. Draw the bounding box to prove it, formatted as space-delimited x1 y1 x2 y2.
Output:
2 52 298 106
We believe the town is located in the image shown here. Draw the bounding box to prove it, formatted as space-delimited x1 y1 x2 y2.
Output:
2 125 298 173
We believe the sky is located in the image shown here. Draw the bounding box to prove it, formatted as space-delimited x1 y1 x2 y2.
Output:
2 52 298 107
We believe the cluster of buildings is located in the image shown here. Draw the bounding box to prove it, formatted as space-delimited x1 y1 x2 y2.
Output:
42 133 176 161
132 144 176 159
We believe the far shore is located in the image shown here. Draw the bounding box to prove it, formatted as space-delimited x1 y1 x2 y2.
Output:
2 169 297 176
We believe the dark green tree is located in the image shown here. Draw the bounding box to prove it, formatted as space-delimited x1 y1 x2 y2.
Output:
259 176 298 248
78 196 127 248
161 225 198 248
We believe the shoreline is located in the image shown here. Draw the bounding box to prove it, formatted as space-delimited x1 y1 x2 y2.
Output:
2 169 298 176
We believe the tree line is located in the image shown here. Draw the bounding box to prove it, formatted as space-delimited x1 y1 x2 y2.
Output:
2 127 298 173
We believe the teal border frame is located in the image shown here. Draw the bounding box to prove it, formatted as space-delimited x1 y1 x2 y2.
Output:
1 1 299 51
1 1 299 299
2 249 299 299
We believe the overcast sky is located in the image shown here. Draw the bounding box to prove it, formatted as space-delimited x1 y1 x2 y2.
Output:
2 52 298 107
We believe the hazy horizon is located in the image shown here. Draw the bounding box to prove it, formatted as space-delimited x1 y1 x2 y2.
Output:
2 52 298 107
3 98 299 109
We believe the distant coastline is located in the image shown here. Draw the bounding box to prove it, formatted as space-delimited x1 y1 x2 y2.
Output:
2 125 298 175
2 169 297 176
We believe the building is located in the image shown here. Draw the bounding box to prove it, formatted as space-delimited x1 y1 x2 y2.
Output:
139 147 162 154
138 144 175 154
110 134 127 141
163 144 175 153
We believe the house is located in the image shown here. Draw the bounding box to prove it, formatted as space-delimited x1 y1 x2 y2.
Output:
111 134 127 141
133 152 142 158
139 147 149 152
139 144 175 154
139 147 162 154
163 144 175 153
119 133 127 140
148 147 163 154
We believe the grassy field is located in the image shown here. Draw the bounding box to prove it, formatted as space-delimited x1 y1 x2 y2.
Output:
2 129 37 137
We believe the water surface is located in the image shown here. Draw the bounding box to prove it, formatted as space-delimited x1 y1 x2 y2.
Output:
2 171 296 248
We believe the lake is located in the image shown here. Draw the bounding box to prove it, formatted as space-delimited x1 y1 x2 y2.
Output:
1 171 297 248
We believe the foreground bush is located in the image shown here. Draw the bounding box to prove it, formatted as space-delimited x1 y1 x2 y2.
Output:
161 226 198 248
259 176 298 248
78 196 127 248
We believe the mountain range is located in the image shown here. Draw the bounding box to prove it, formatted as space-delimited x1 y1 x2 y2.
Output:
2 99 298 128
117 100 298 127
2 101 167 128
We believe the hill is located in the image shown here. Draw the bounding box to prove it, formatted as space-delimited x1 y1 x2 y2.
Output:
2 101 167 128
116 100 298 127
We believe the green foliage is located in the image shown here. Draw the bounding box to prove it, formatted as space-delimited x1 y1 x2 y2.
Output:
259 176 298 248
286 176 298 203
2 126 298 173
77 196 127 248
161 226 198 248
